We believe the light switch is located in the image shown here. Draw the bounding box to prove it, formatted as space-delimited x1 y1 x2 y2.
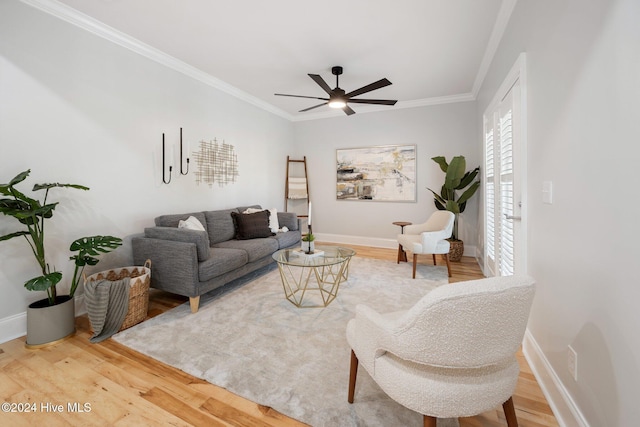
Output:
543 181 553 204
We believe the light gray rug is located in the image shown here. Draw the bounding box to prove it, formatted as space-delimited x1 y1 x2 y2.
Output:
113 257 457 427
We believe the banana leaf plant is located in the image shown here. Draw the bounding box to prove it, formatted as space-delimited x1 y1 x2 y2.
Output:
0 170 119 306
427 156 480 240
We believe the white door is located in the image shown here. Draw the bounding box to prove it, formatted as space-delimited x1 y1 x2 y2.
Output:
483 55 526 276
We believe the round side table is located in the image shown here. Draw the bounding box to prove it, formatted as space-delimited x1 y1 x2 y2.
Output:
392 221 412 234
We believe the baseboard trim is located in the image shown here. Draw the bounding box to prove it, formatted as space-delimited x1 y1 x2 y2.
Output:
0 312 27 344
315 233 477 257
523 330 590 427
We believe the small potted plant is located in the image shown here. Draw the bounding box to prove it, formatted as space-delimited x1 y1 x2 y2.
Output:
427 156 480 261
0 170 121 346
301 227 316 254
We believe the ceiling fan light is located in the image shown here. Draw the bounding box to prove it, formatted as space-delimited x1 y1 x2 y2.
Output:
328 99 346 109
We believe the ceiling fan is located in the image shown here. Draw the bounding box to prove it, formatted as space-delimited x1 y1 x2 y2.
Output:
275 66 397 116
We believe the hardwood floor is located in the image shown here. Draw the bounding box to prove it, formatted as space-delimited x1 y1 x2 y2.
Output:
0 244 558 426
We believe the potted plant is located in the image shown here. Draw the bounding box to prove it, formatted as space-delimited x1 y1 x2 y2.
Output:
427 156 480 261
0 169 121 347
301 229 316 254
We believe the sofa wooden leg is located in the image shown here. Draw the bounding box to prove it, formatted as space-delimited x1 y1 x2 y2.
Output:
189 296 200 313
503 397 519 427
348 350 359 403
423 415 437 427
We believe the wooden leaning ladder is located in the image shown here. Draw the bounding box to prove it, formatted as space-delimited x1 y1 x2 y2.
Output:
285 156 310 229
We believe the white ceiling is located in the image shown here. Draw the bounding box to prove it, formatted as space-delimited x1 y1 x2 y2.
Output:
38 0 510 120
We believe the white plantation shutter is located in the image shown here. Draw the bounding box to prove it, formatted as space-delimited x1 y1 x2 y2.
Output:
499 108 515 275
484 83 519 277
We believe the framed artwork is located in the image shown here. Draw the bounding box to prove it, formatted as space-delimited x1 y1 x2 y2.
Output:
336 145 416 202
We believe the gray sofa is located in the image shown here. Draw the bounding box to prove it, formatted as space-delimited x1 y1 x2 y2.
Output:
132 205 301 312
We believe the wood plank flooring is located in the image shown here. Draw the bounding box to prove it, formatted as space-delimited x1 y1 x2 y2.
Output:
0 244 558 426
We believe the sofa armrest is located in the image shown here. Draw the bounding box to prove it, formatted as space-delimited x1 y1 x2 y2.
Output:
277 211 299 231
132 236 201 297
144 227 210 261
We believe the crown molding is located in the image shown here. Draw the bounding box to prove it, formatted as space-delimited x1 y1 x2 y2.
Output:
20 0 294 121
471 0 518 97
291 92 476 122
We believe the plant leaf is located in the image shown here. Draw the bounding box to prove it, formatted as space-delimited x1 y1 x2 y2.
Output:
445 156 466 189
431 156 448 173
24 272 62 292
457 167 480 189
0 231 29 242
445 200 460 214
457 181 481 205
70 235 123 253
33 183 90 192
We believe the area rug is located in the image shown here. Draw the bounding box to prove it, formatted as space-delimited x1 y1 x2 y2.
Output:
113 257 457 427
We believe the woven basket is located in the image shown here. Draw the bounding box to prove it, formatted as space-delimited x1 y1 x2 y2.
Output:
85 260 151 331
447 239 464 262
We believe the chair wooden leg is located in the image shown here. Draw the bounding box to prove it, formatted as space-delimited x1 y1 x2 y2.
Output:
502 397 519 427
348 350 359 403
397 244 407 263
443 253 452 278
423 415 437 427
412 254 418 279
432 254 437 265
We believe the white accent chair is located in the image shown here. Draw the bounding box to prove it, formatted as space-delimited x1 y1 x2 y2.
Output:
346 275 536 427
397 211 455 278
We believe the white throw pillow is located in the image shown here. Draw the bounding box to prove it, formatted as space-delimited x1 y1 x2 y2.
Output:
243 208 279 233
178 215 205 231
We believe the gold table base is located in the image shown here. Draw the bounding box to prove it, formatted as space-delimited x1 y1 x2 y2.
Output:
276 257 351 308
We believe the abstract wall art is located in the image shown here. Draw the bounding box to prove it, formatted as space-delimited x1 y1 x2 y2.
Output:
336 145 416 202
193 138 239 187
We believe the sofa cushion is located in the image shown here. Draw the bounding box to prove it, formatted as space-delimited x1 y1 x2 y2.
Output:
213 238 278 263
270 230 302 249
155 212 207 230
277 211 299 231
144 227 210 262
205 209 237 244
198 248 248 282
231 211 274 240
235 204 262 213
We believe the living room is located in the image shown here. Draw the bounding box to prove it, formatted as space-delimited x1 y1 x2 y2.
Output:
1 0 638 426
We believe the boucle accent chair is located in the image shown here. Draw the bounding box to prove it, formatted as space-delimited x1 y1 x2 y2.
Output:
397 211 455 278
346 275 536 427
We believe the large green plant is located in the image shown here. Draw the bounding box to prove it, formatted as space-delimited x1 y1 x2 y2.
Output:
427 156 480 240
0 170 121 306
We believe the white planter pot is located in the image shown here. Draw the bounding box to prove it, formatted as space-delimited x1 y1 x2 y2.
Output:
301 241 315 253
26 295 75 348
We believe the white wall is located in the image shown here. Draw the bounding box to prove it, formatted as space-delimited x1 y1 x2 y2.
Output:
476 0 640 425
0 1 294 333
293 103 479 249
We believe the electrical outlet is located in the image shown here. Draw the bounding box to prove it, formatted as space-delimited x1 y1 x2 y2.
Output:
568 346 578 381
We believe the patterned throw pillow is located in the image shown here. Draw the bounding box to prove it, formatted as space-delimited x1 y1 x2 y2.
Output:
231 210 274 240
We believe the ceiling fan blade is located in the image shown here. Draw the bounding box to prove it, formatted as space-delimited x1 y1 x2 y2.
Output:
275 93 329 101
299 102 328 112
308 74 333 95
344 78 392 98
343 105 356 116
348 98 397 106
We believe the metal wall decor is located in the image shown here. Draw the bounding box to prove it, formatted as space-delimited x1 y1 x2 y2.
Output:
162 133 172 184
336 145 416 202
192 138 239 187
179 127 190 175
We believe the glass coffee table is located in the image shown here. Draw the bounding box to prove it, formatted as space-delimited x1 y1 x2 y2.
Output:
272 246 356 308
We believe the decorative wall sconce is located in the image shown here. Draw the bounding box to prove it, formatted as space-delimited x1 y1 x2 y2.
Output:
180 127 190 175
162 133 172 184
